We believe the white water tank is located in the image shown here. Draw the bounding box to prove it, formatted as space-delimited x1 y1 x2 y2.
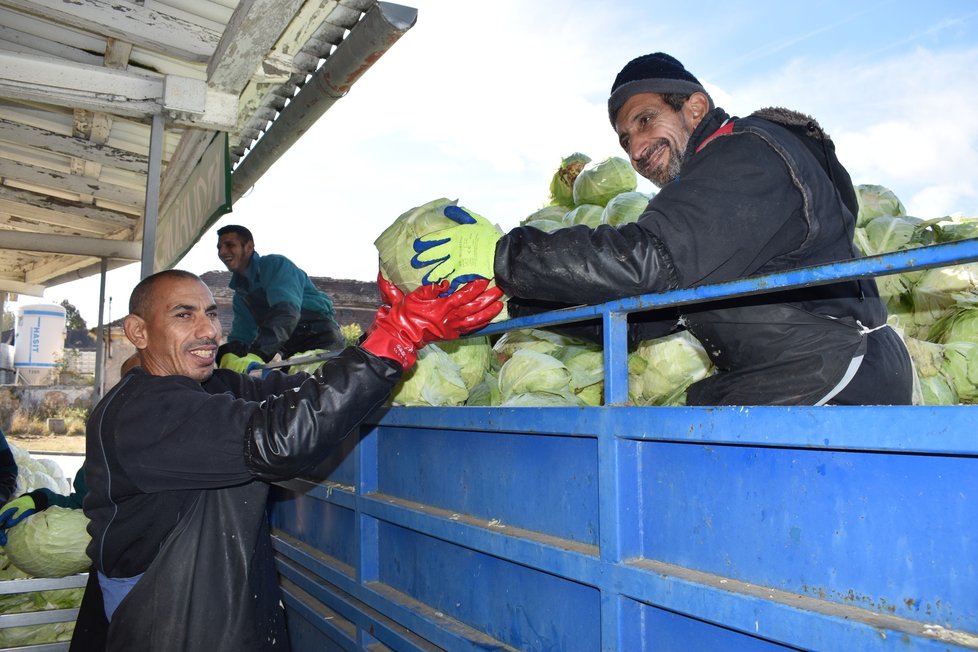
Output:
14 303 67 385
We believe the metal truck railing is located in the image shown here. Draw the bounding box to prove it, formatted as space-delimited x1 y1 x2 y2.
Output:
0 573 86 651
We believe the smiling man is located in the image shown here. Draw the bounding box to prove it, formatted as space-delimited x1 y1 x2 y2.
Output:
419 52 913 406
216 224 344 373
75 269 503 650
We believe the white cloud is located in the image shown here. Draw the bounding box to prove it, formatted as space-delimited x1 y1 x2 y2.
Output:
724 47 978 218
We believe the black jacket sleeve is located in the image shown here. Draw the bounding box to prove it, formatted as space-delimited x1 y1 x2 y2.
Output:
244 347 401 481
111 349 401 492
494 223 680 306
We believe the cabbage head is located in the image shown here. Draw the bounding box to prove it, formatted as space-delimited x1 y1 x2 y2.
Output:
873 274 917 333
572 157 637 207
522 218 565 233
932 215 978 243
389 345 469 407
549 153 591 208
561 348 604 406
521 205 566 225
861 215 920 255
563 204 603 228
911 263 978 334
628 331 714 406
4 507 91 578
601 191 650 226
561 347 604 390
856 184 906 227
493 329 582 363
374 197 502 292
465 372 500 406
941 341 978 403
498 349 573 402
575 383 603 407
929 305 978 345
521 205 565 232
439 336 494 390
918 374 958 405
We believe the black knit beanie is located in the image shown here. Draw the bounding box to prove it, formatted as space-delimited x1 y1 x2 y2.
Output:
608 52 714 126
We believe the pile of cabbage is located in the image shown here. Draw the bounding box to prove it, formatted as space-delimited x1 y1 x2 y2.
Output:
375 155 976 406
388 328 713 408
523 153 652 231
1 444 88 647
853 185 978 405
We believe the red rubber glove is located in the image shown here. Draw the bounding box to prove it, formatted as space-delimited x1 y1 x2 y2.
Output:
361 274 504 370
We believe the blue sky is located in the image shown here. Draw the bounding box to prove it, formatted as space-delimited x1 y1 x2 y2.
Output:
12 0 978 326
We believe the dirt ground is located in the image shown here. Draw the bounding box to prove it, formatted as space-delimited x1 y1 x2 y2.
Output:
6 431 86 454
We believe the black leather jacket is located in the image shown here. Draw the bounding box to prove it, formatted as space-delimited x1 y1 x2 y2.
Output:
81 348 400 650
495 107 911 405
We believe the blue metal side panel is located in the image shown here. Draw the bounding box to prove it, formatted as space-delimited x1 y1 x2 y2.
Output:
375 519 600 650
268 434 363 570
285 604 351 652
620 598 801 651
306 433 360 487
271 406 978 651
270 485 358 572
633 442 976 630
376 427 598 545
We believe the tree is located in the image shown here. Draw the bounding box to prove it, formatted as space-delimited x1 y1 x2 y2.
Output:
1 292 11 334
60 299 87 331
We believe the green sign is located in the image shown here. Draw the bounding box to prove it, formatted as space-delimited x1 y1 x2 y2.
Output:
156 132 232 270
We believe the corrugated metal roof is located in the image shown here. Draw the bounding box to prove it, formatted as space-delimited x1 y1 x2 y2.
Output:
0 0 415 296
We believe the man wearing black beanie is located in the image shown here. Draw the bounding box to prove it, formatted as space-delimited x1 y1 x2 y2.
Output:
431 52 913 405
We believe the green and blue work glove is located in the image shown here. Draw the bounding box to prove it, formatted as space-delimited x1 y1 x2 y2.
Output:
411 205 502 292
0 494 36 545
219 352 265 375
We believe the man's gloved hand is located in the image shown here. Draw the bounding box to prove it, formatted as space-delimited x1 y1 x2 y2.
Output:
0 494 36 544
219 352 265 374
411 205 502 290
361 273 504 370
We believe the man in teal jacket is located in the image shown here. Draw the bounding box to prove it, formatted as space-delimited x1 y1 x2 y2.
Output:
215 224 344 373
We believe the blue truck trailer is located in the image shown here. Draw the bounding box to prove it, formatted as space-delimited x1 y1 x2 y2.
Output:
269 239 978 651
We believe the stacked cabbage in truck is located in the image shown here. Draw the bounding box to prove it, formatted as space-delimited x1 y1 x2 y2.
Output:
374 156 978 408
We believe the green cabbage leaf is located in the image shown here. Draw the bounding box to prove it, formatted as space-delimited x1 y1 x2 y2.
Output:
601 191 650 226
572 157 637 207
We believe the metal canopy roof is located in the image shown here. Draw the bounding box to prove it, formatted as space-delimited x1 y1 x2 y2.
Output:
0 0 416 297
